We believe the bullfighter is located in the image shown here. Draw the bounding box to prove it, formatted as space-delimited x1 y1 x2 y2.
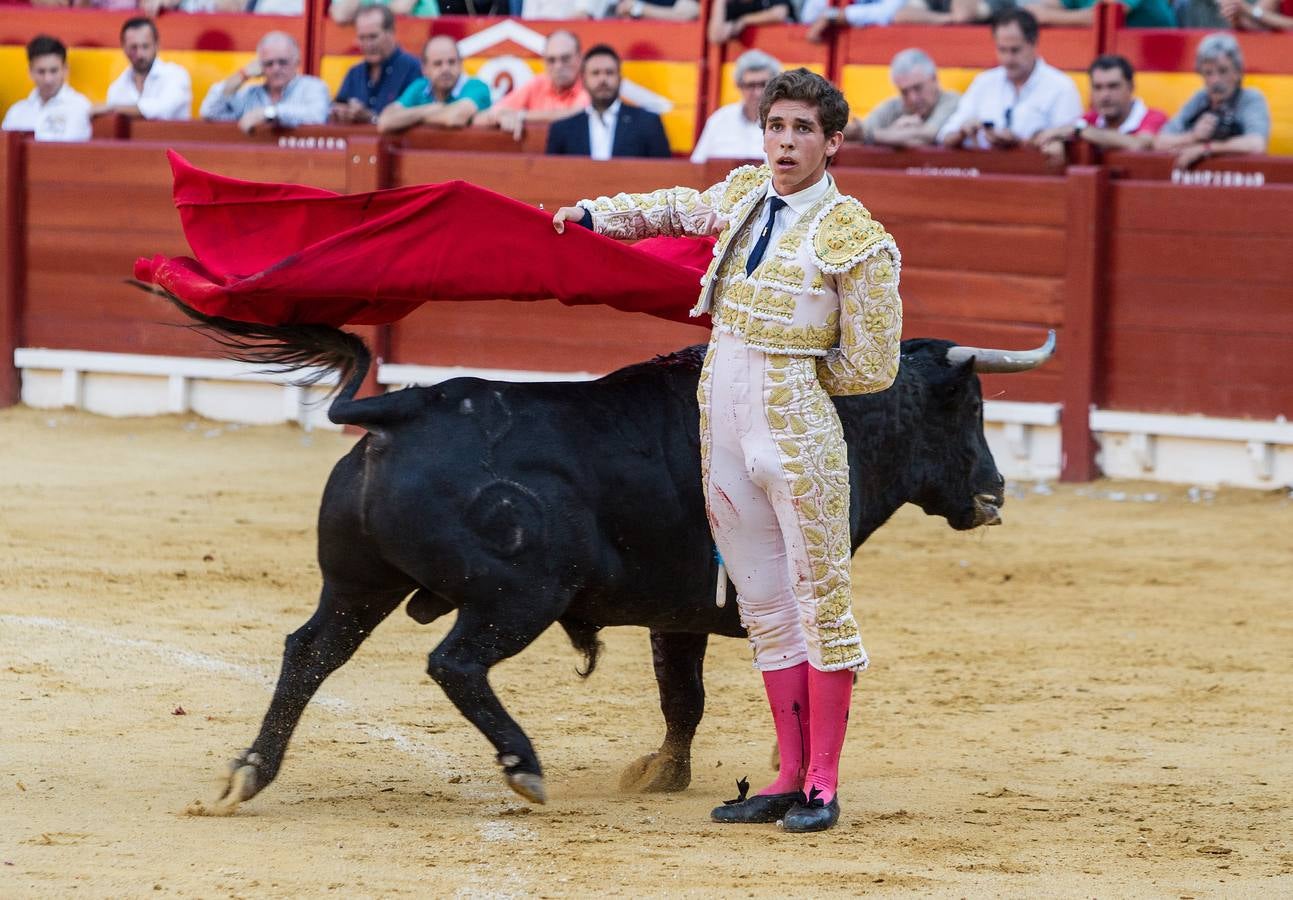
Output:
552 68 903 833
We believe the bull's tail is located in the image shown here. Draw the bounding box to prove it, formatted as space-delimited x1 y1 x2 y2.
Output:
135 284 395 428
558 617 603 679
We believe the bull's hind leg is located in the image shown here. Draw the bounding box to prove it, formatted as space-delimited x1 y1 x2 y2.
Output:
425 592 561 804
212 582 406 814
621 631 707 793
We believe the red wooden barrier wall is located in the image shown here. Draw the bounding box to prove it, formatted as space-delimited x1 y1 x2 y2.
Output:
4 130 1293 480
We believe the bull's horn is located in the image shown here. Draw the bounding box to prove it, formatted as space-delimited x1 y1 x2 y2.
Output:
945 329 1057 374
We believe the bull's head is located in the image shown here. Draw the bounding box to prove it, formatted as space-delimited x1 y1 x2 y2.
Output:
903 331 1056 532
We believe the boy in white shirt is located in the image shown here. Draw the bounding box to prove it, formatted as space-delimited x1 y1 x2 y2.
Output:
2 35 93 142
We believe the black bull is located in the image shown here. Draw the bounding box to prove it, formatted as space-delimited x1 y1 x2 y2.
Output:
170 301 1054 814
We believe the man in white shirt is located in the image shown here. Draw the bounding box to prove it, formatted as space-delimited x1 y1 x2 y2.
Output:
92 17 193 121
2 35 92 143
938 8 1083 149
200 31 330 134
690 49 780 164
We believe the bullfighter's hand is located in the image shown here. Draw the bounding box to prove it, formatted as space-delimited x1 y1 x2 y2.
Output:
552 206 588 234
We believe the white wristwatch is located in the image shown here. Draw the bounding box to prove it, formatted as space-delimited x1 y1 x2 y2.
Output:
263 104 279 122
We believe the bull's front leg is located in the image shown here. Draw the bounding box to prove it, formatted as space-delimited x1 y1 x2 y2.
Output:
620 630 707 793
204 584 405 815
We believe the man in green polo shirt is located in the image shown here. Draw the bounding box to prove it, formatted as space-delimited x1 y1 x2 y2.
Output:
377 35 492 133
1028 0 1176 28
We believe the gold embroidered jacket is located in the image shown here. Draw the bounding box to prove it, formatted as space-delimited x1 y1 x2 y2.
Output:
577 164 902 396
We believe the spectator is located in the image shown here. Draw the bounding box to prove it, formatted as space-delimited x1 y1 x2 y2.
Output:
2 35 92 142
473 31 590 139
1220 0 1291 28
377 36 491 134
546 44 672 159
690 49 779 163
607 0 700 22
329 0 432 24
199 32 329 134
92 17 192 121
1154 33 1270 168
803 0 907 41
707 0 793 45
331 6 420 124
892 0 985 24
844 48 960 148
1029 0 1176 28
1032 55 1167 165
938 8 1083 149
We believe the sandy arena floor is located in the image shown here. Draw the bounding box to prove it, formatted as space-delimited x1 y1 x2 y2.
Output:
1 406 1290 898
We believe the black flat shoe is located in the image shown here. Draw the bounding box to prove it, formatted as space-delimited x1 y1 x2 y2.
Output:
781 790 841 833
710 778 800 824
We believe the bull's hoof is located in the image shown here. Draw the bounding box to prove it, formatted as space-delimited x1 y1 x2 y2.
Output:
200 749 263 816
506 771 547 804
619 751 691 793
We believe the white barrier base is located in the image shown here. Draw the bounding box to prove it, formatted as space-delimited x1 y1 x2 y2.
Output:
12 350 1291 489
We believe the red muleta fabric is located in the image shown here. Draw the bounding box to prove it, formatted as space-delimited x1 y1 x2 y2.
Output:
134 151 715 329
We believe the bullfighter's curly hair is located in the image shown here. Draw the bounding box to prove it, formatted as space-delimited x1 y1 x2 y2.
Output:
757 67 850 137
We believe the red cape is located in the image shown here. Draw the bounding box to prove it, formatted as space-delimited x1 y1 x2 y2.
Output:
134 151 714 329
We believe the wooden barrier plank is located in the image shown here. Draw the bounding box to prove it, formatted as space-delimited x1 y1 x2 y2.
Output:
1100 329 1293 420
1109 181 1293 234
901 269 1063 325
833 171 1069 227
1104 152 1293 186
1110 233 1293 284
888 222 1066 277
390 301 705 374
393 151 708 208
1106 278 1293 336
834 145 1059 176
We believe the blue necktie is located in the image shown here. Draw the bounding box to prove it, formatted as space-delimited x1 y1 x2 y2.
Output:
745 196 787 277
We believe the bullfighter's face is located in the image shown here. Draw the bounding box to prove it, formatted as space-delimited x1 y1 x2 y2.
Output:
762 99 843 196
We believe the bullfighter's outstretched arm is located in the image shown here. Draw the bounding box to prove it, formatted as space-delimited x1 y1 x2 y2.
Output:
573 177 733 241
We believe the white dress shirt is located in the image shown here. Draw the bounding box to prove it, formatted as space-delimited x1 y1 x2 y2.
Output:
756 171 834 258
106 58 193 120
587 98 621 162
690 101 764 164
937 58 1083 147
1 84 92 142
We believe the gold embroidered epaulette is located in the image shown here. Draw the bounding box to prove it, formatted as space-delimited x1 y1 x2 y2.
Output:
720 165 770 213
810 198 895 274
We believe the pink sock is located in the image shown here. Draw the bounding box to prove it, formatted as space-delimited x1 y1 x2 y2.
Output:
757 662 810 796
802 666 854 804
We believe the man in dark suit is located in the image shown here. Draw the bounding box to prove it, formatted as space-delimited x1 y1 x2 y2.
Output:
546 44 673 160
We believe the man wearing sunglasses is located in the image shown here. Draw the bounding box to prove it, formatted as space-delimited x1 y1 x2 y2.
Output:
473 30 589 139
200 31 330 134
690 49 781 163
